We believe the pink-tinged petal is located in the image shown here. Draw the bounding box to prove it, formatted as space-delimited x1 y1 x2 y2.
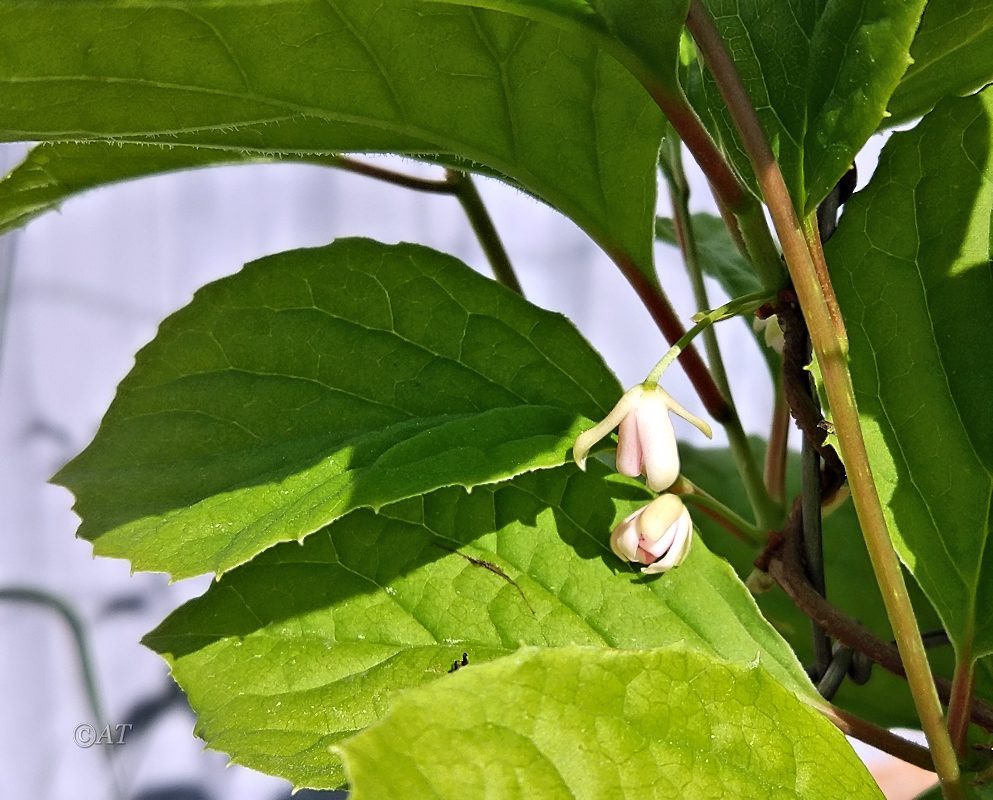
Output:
573 385 645 470
642 508 693 574
615 411 643 477
636 394 680 491
642 520 678 558
609 509 643 562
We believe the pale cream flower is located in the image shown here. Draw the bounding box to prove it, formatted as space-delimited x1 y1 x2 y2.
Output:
753 314 785 354
610 493 693 574
573 384 712 492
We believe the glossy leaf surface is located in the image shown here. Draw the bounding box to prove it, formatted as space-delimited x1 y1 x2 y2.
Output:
56 239 620 578
144 464 815 788
829 89 993 657
340 646 882 799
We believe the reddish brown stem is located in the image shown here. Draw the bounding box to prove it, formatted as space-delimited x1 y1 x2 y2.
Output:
947 654 976 757
609 250 733 424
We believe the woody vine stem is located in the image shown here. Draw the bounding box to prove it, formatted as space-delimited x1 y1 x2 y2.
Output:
684 2 961 797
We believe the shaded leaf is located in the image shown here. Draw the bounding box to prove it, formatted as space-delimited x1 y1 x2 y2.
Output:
144 464 815 789
829 87 993 657
0 0 664 279
55 239 620 579
655 212 762 296
338 646 883 800
688 0 926 213
885 0 993 127
0 143 278 236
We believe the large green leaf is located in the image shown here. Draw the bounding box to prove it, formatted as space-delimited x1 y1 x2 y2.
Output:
688 0 926 213
680 441 959 729
338 646 883 799
144 464 816 789
55 239 621 579
828 88 993 658
885 0 993 128
0 0 664 278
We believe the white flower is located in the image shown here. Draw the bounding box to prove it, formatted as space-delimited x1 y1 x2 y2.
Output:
610 494 693 574
573 384 712 492
753 314 785 354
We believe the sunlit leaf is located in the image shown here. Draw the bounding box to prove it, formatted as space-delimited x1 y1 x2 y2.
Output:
829 87 993 658
144 464 816 788
338 646 882 799
687 0 926 212
55 239 620 578
885 0 993 127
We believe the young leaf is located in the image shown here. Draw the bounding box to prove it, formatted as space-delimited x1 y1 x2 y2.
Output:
143 464 816 790
338 646 883 799
687 0 926 213
54 239 621 579
885 0 993 128
829 88 993 658
655 212 762 297
0 0 663 280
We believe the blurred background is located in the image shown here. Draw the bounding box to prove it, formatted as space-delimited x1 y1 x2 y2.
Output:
0 135 929 799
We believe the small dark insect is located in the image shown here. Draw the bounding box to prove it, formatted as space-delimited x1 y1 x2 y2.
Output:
433 542 535 614
448 652 469 673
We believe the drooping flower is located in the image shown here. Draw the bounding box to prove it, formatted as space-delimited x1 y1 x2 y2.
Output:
573 383 712 492
610 493 693 574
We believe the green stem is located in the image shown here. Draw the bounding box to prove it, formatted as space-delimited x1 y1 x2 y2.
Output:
0 587 124 800
608 248 735 424
330 156 455 194
662 138 779 530
672 477 765 545
445 169 523 296
685 4 962 795
735 199 787 290
644 289 772 384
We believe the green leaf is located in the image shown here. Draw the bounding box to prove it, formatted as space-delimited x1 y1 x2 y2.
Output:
688 0 926 213
885 0 993 128
655 212 762 297
55 239 621 579
0 0 664 279
143 463 816 789
338 646 883 800
828 87 993 657
0 142 331 236
680 440 956 729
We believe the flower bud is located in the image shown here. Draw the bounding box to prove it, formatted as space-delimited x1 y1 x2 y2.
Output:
753 314 785 354
573 384 711 493
609 494 693 574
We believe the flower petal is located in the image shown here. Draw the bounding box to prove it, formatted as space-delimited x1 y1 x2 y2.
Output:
609 509 643 562
642 507 693 574
572 385 644 470
659 387 713 440
615 410 643 478
635 394 680 492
